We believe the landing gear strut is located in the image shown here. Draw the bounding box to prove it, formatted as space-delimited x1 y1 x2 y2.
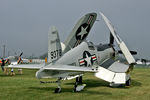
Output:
73 76 85 92
55 78 62 93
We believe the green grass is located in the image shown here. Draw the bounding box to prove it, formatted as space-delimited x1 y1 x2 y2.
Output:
0 68 150 100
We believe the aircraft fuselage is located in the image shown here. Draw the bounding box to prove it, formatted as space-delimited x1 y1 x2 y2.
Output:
37 41 115 79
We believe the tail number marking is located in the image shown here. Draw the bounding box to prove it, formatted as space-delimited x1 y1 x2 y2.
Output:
51 49 62 59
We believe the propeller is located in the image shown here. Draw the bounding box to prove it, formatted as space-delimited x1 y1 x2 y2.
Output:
118 50 137 55
100 12 136 64
109 32 114 45
17 52 23 64
19 52 23 57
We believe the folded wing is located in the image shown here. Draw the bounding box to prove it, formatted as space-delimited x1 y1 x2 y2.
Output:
64 13 97 53
95 59 129 84
100 12 135 64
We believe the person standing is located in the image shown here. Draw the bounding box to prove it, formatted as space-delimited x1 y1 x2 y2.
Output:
4 59 10 75
1 58 5 72
10 68 15 76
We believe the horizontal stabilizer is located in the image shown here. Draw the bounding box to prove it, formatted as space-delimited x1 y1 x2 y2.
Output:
8 63 45 69
8 63 97 72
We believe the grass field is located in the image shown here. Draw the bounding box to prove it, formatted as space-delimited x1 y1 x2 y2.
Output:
0 67 150 100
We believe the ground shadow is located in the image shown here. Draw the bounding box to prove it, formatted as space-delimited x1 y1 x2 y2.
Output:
29 86 56 92
29 86 112 95
131 80 142 87
28 79 111 94
83 90 112 95
65 79 109 88
28 79 141 94
0 73 23 77
65 78 142 89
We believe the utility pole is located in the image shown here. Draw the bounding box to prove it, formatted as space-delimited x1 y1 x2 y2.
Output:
3 45 5 58
8 51 10 57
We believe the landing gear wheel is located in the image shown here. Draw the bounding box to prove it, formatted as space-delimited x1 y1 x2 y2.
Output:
126 78 131 86
73 84 77 92
55 88 61 93
73 76 85 92
55 77 62 93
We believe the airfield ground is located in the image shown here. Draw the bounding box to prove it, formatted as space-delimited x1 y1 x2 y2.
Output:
0 67 150 100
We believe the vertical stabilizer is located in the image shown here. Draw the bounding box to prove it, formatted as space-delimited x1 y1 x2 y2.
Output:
48 26 62 63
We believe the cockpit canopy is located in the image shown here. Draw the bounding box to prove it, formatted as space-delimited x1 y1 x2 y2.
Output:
87 41 95 50
87 42 111 51
96 44 111 51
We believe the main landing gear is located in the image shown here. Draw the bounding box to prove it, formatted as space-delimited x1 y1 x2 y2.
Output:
73 76 86 92
125 78 131 87
54 76 86 93
55 78 62 93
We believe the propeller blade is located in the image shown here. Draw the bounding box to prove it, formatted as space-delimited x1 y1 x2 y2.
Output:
17 57 22 64
110 32 114 45
17 52 23 64
100 12 136 64
19 52 23 57
118 50 137 55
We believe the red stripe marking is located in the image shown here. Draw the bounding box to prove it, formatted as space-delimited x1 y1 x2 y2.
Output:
87 16 93 24
92 57 96 59
80 60 84 63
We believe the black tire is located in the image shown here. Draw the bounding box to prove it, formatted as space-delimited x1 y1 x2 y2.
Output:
55 88 61 93
126 78 131 86
73 88 77 92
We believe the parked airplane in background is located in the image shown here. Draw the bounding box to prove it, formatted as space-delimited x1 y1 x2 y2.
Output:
136 59 150 65
0 52 23 66
9 12 136 93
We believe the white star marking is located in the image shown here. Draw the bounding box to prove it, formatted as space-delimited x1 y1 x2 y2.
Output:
84 53 92 66
77 26 88 40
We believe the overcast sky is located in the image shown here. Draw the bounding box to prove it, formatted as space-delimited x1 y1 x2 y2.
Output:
0 0 150 59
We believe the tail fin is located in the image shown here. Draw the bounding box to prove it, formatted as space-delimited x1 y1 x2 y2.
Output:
48 26 62 63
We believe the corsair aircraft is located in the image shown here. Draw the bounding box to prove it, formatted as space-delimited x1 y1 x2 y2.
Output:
9 12 136 93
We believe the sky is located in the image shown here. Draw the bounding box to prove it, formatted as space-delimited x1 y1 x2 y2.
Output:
0 0 150 59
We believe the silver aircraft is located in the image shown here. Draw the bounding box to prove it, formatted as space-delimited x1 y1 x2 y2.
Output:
9 12 136 93
0 52 23 66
